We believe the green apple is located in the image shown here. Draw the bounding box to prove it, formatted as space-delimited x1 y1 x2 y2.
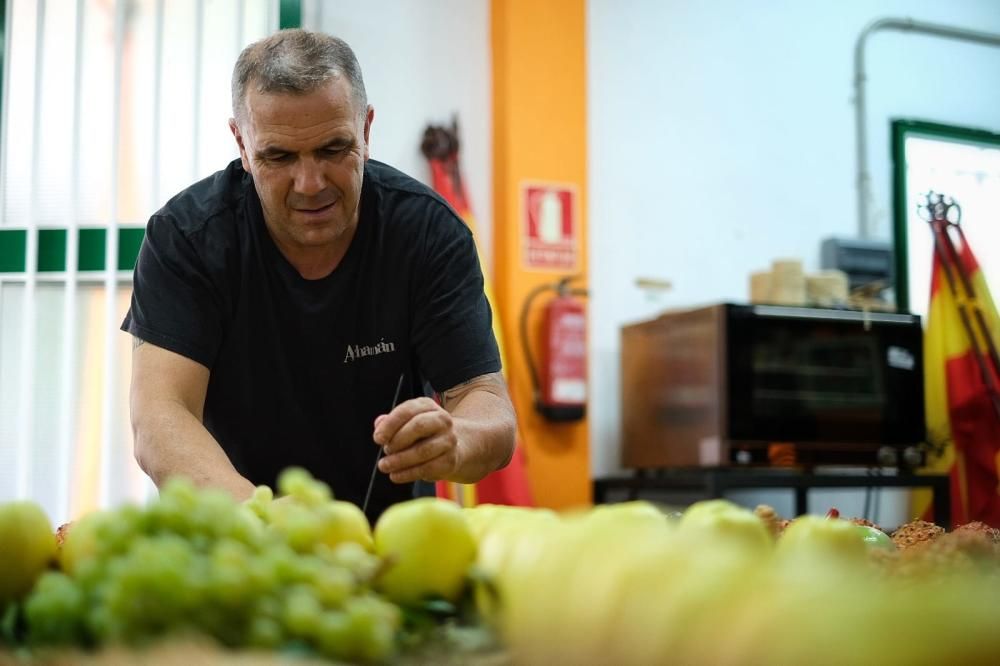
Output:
853 524 895 551
777 515 868 562
0 501 57 605
374 498 476 605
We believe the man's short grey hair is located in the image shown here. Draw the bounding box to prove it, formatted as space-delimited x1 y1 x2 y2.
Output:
231 29 367 122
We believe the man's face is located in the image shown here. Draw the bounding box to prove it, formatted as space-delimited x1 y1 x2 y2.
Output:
229 76 374 266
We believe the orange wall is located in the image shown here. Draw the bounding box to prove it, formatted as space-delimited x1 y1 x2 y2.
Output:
492 0 591 508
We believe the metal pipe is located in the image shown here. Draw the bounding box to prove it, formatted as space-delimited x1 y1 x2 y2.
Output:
192 0 204 181
57 0 86 524
152 0 164 210
101 0 127 509
854 17 1000 239
0 0 13 226
236 0 245 63
18 0 46 500
143 0 166 505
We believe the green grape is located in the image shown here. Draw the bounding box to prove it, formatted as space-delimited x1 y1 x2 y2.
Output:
315 610 353 660
313 566 354 607
24 572 87 645
148 478 199 536
186 489 241 544
244 550 281 592
85 605 117 644
252 593 282 622
260 544 305 585
281 585 323 638
23 478 406 661
326 541 382 583
291 555 326 587
215 507 265 549
247 615 284 649
244 483 274 520
73 552 111 591
159 476 199 507
207 540 253 607
281 505 324 553
235 501 269 541
277 467 332 507
96 535 200 641
92 504 144 557
343 594 400 663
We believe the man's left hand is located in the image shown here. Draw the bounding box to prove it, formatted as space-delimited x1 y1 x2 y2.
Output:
373 397 460 484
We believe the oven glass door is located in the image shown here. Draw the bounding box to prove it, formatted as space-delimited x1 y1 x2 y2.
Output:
727 305 925 444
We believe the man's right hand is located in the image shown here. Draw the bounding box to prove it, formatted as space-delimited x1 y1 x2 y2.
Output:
129 336 256 502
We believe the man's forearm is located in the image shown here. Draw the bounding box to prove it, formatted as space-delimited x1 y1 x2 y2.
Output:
443 375 517 484
133 403 256 502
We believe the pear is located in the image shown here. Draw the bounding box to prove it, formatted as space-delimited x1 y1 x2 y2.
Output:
0 500 57 605
373 498 476 605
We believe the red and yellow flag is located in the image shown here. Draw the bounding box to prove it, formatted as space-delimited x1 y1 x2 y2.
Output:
424 127 534 507
916 234 1000 528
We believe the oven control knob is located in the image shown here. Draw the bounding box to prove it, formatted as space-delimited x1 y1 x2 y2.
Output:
877 446 898 467
902 446 924 469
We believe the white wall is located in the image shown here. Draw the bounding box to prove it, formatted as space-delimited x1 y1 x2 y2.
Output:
588 1 1000 520
304 0 493 264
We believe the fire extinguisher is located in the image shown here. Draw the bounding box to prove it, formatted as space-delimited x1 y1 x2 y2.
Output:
519 276 589 421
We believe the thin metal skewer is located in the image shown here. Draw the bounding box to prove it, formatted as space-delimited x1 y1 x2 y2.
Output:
362 372 406 516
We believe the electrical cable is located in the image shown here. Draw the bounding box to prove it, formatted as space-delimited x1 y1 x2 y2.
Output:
863 467 873 521
872 467 882 525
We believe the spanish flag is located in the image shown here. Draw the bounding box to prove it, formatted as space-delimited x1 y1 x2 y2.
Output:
916 223 1000 528
423 122 534 507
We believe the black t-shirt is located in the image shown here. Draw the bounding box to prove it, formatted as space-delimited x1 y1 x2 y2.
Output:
122 158 500 518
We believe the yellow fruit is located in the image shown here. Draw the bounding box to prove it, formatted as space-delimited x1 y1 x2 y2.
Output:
316 501 374 552
678 499 772 556
589 500 670 526
776 515 868 566
0 501 57 604
374 498 476 605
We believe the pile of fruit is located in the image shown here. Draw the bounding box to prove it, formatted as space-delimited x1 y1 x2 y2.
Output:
3 473 1000 665
471 500 1000 664
1 470 493 664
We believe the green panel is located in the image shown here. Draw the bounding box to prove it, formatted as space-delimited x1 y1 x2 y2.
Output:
38 228 68 272
891 121 910 313
118 227 145 270
0 227 145 273
0 229 26 272
77 228 107 271
279 0 302 30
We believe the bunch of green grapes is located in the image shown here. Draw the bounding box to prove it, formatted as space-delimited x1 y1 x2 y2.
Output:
22 470 400 663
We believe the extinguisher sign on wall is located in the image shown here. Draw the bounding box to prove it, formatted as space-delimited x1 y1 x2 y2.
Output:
521 182 578 271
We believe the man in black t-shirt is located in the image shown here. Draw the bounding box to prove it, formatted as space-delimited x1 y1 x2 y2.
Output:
122 29 516 519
